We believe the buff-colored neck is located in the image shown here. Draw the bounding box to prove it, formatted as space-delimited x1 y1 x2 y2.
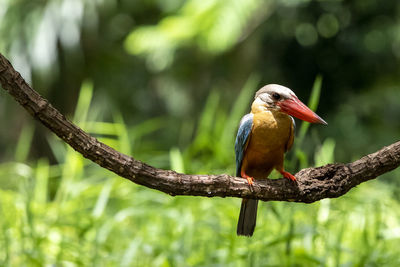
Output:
251 98 269 114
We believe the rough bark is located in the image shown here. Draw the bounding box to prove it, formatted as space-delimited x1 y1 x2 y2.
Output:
1 53 399 203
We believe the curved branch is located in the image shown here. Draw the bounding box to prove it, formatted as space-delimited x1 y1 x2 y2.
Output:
1 53 399 203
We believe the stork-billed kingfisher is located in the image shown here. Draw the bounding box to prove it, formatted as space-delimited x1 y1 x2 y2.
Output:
235 84 327 236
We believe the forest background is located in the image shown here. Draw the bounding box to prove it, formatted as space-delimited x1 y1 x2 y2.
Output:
1 0 400 265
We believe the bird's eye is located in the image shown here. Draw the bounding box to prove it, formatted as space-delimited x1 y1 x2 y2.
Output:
272 93 281 100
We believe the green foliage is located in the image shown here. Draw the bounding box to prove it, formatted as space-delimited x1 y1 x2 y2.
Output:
1 0 400 265
291 75 323 170
124 0 271 71
182 74 260 174
1 80 400 266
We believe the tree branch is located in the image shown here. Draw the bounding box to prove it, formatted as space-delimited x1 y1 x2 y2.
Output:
1 53 399 203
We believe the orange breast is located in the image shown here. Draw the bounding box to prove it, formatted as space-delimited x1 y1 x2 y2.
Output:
241 109 292 179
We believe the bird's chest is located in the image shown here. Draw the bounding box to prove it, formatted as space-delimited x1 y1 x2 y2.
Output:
242 111 292 178
250 111 292 152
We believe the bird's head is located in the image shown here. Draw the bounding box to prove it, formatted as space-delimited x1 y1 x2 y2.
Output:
254 84 327 125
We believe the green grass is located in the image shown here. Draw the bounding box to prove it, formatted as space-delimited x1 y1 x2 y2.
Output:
1 77 400 266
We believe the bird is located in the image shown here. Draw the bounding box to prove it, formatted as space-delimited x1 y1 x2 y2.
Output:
235 84 327 236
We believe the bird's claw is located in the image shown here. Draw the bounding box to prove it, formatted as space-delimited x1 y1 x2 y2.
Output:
280 170 297 181
241 170 254 186
245 176 254 185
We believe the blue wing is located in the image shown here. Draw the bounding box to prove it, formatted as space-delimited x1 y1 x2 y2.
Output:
235 113 254 177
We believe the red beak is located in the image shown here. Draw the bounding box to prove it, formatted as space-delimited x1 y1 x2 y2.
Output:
278 96 327 125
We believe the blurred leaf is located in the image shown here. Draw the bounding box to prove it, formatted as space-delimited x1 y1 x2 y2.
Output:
14 122 34 162
291 75 323 169
314 138 336 167
74 80 93 126
169 147 185 173
124 0 273 71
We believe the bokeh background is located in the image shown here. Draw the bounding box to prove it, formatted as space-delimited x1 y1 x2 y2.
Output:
1 0 400 265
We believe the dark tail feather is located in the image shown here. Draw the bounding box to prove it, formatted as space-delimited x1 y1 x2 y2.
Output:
237 199 258 236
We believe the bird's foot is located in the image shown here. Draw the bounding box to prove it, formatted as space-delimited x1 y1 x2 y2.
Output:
245 176 254 185
280 170 297 181
241 170 254 185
